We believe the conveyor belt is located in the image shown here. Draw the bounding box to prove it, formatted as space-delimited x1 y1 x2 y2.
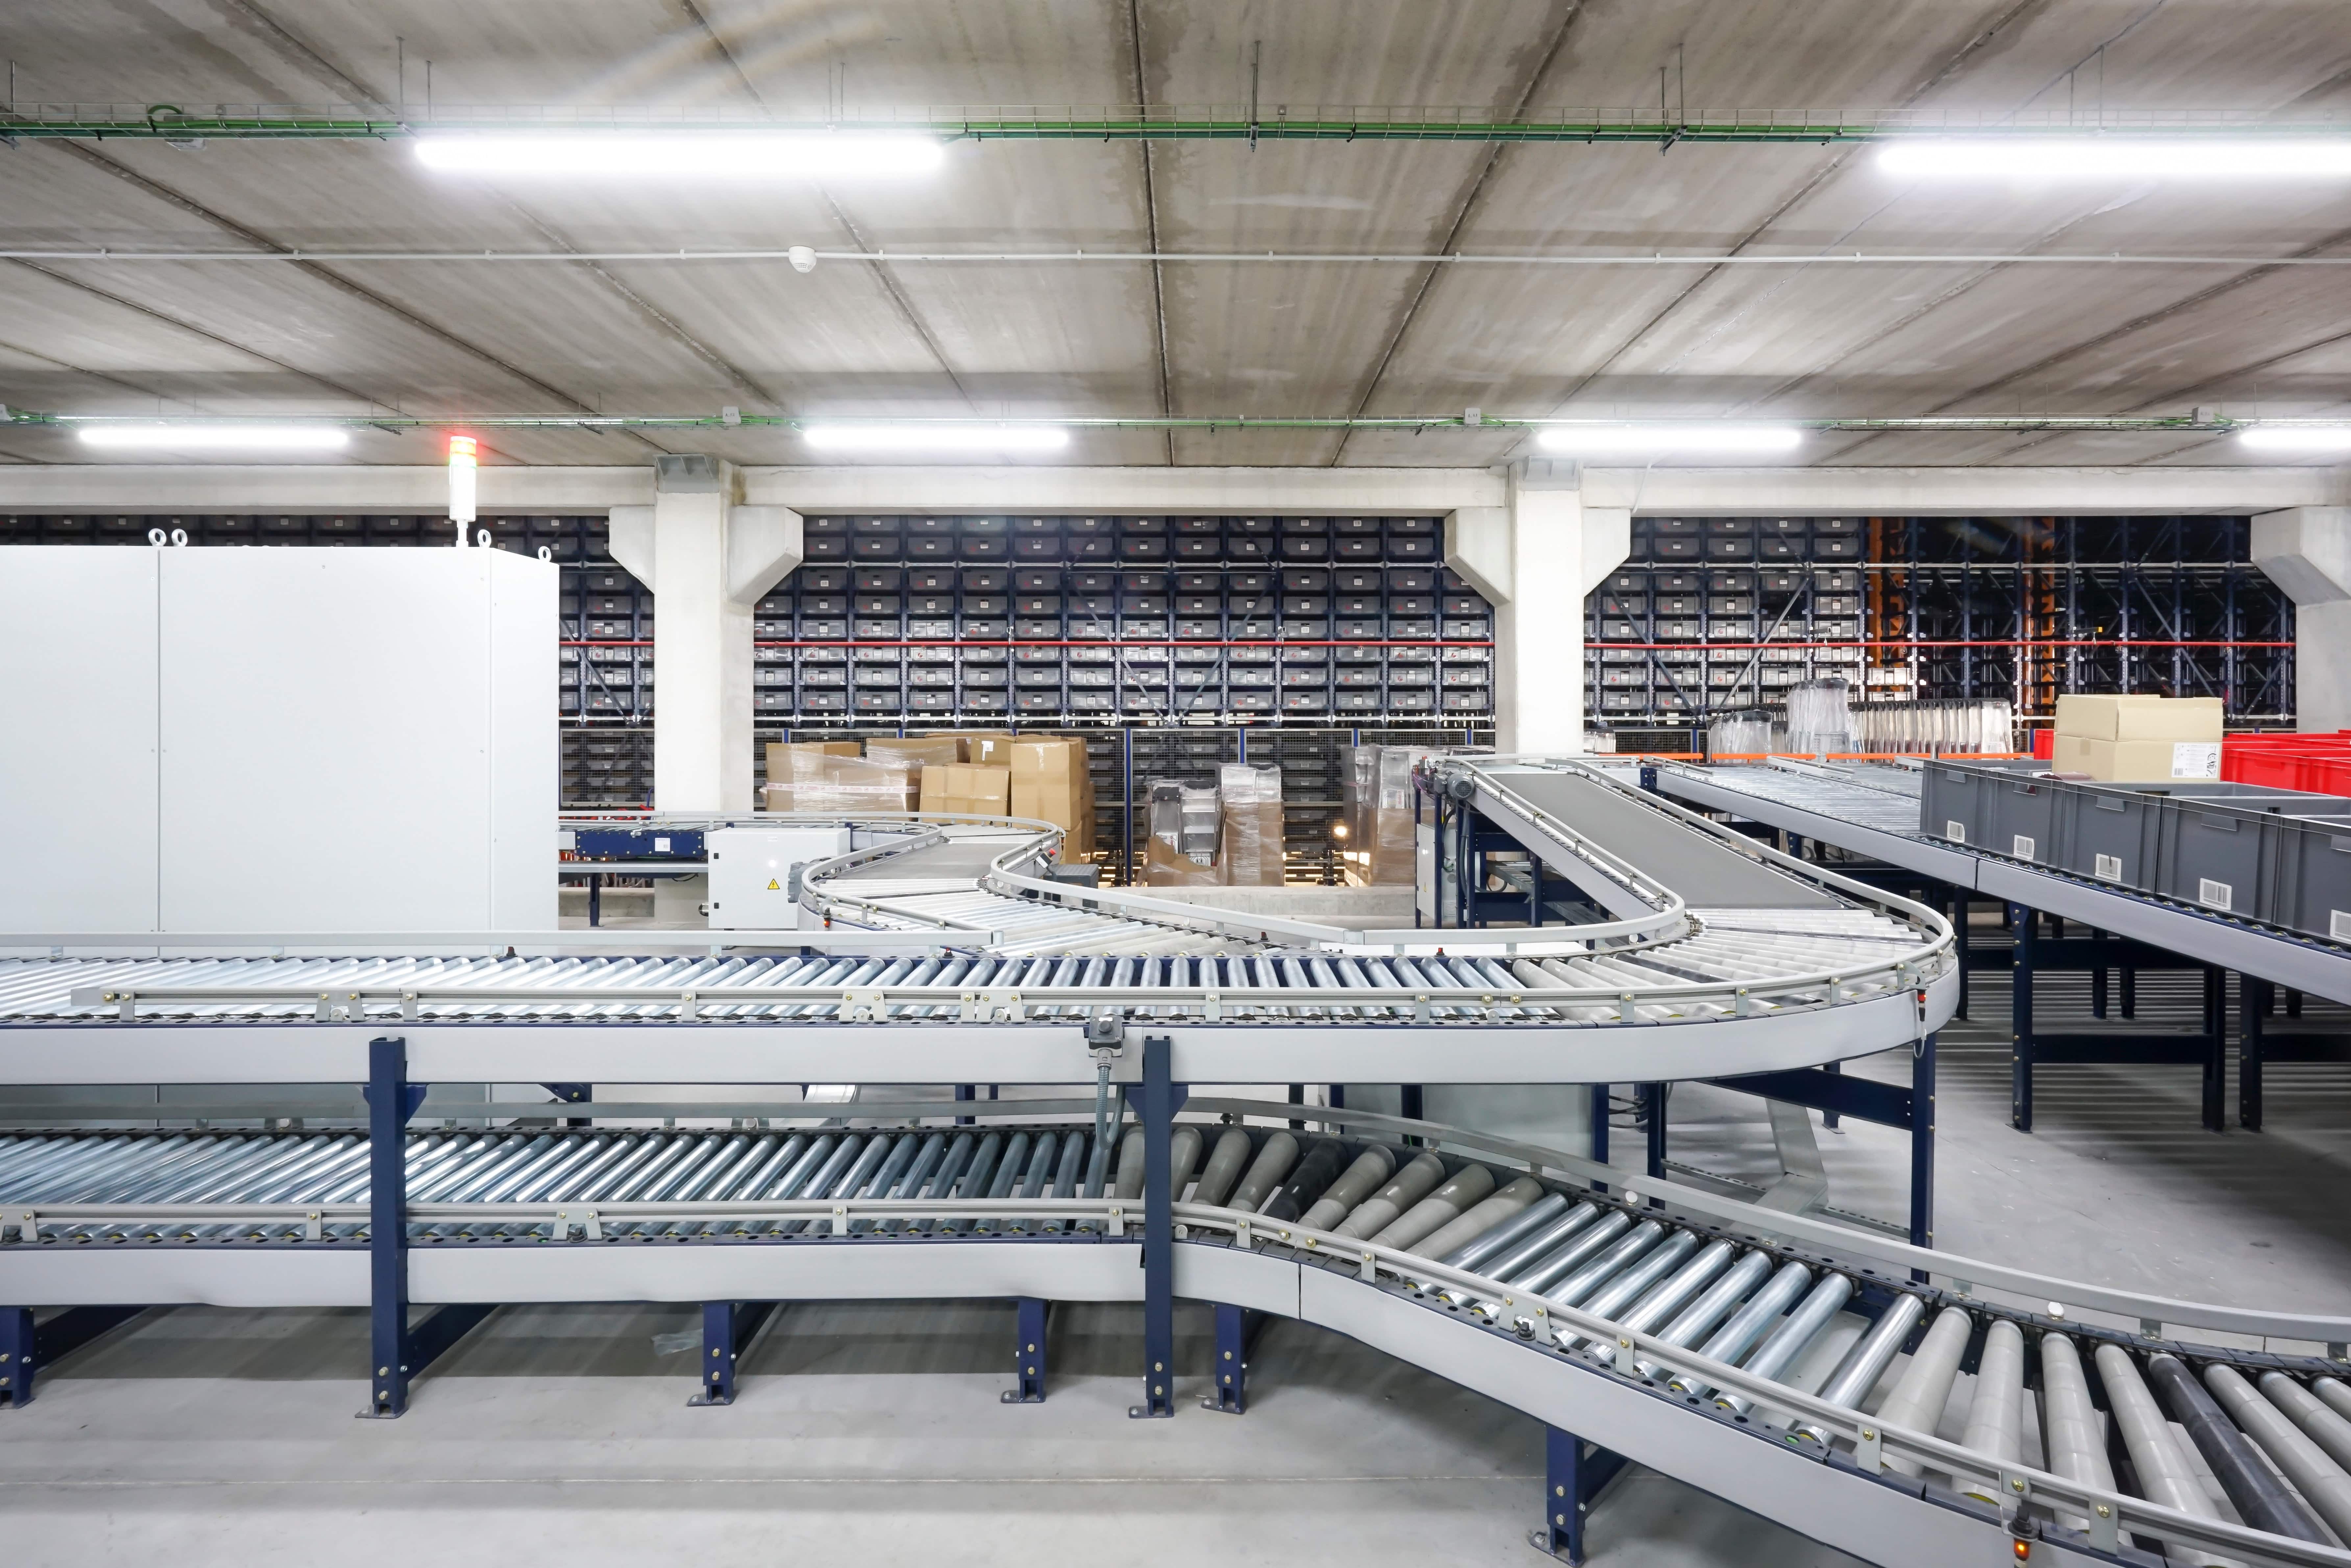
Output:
6 1109 2347 1568
1655 759 2351 1006
1481 768 1841 910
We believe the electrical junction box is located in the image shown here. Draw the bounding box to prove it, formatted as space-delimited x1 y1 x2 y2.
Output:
706 826 852 929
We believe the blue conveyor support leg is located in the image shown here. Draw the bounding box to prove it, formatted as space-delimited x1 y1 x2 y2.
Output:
1130 1034 1184 1420
1539 1425 1629 1563
1005 1297 1048 1404
2202 966 2226 1134
1206 1303 1248 1413
0 1305 145 1409
2009 902 2036 1133
690 1300 778 1406
364 1035 493 1418
1910 1031 1937 1270
2241 974 2269 1131
1642 1083 1666 1186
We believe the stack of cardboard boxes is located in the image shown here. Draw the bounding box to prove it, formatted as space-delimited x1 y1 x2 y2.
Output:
2052 695 2224 782
761 734 1094 860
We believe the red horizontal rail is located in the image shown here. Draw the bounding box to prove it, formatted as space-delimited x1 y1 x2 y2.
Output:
564 639 1499 650
1590 638 2291 650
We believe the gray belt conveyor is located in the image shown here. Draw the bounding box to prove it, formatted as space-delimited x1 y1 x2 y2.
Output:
4 1101 2350 1568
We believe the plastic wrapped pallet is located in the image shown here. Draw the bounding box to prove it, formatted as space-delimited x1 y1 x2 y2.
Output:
764 740 859 806
1145 780 1225 886
764 749 918 813
1218 762 1286 886
1342 745 1432 885
1784 679 1854 756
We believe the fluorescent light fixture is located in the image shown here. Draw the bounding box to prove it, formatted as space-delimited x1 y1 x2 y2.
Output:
415 131 945 180
1536 424 1802 455
2238 425 2351 452
1879 137 2351 182
801 424 1072 453
75 424 350 451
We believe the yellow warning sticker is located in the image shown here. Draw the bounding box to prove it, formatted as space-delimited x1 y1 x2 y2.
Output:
767 879 780 890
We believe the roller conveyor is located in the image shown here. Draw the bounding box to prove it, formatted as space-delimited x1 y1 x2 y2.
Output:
0 759 1960 1085
1649 757 2351 1006
5 1103 2349 1568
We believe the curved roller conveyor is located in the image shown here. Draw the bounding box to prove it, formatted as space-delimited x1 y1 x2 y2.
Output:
0 758 1954 1083
4 1103 2346 1568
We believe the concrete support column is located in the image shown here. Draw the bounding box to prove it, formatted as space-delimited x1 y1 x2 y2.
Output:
609 456 802 812
1446 462 1629 754
2251 506 2351 733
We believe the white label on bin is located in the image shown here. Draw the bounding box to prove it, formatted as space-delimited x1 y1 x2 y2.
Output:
2171 742 2221 779
2012 835 2035 860
1945 820 1966 843
2095 853 2123 881
2198 878 2233 912
2334 910 2351 942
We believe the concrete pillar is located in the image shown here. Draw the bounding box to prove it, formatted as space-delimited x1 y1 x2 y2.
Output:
1446 462 1629 754
2251 506 2351 733
608 456 802 812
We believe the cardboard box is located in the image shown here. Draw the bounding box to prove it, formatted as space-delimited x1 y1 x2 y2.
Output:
966 732 1018 767
1007 737 1092 857
2053 694 2223 744
919 762 1011 817
915 732 971 763
2052 734 2223 782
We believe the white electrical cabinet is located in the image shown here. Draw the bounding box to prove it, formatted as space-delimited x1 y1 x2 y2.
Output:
0 546 555 936
705 826 852 929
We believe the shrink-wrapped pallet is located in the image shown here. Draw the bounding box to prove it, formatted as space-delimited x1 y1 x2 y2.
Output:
1217 762 1286 886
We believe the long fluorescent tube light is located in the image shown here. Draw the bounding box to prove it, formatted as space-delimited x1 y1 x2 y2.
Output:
75 424 351 451
1536 424 1802 455
801 424 1071 453
415 132 945 180
2238 425 2351 452
1880 137 2351 182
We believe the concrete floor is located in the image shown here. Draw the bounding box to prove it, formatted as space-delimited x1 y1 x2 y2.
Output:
4 954 2346 1566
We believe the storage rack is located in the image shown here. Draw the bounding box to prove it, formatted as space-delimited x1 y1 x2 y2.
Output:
1584 515 2295 743
1586 516 1869 729
761 514 1491 725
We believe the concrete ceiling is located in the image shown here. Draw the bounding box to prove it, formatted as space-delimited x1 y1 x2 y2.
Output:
2 0 2350 471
